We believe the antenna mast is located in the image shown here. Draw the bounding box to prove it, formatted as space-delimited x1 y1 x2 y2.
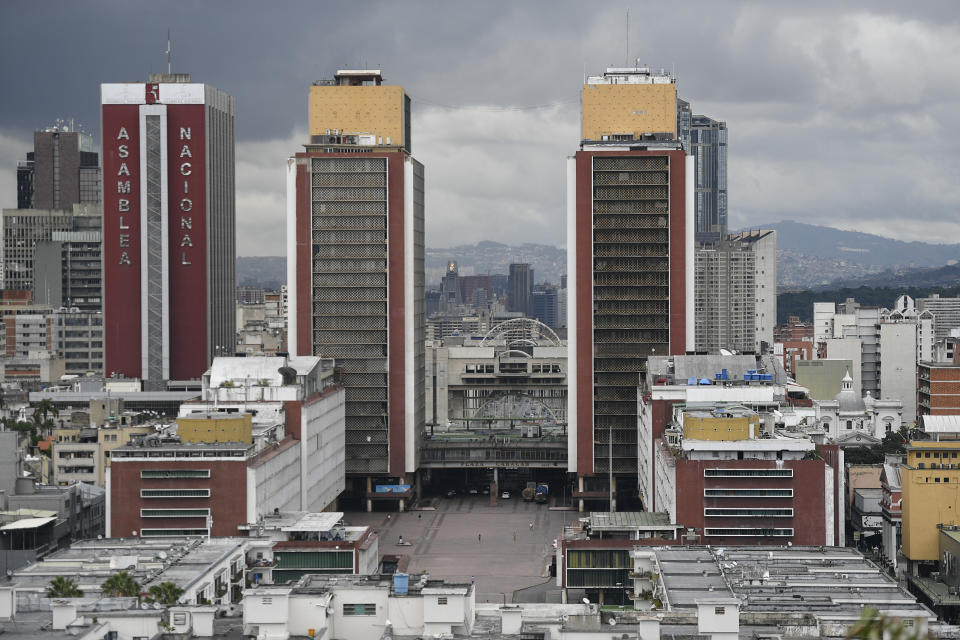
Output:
625 9 630 67
166 29 171 74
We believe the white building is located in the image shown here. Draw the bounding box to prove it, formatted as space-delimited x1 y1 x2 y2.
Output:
243 574 475 640
815 371 903 441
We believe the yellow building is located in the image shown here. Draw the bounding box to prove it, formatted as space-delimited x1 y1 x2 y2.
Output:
52 424 154 486
901 440 960 562
309 70 410 152
177 413 253 444
682 411 758 441
581 66 677 142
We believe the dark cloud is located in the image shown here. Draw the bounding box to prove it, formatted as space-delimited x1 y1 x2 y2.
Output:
1 1 958 254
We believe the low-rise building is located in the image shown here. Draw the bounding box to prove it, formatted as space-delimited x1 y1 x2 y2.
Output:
238 511 378 585
106 356 345 538
51 423 155 486
243 573 475 640
649 402 844 547
881 456 904 571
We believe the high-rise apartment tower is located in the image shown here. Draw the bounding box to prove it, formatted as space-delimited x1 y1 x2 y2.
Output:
568 66 694 508
288 70 424 499
100 73 236 386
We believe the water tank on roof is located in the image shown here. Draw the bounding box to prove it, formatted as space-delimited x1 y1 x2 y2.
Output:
393 573 409 595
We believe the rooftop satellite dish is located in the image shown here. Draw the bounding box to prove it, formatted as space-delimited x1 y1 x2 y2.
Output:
158 551 168 560
140 602 149 610
608 617 617 626
153 602 162 610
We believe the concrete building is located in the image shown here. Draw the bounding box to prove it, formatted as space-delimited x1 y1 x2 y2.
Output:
8 536 247 607
815 371 903 439
100 72 236 388
694 239 755 353
568 65 693 503
243 573 475 640
920 362 960 416
556 512 681 605
438 260 462 314
795 358 854 401
901 439 960 568
880 319 920 425
531 286 559 329
288 70 424 505
1 203 102 312
651 404 843 546
825 336 863 395
507 263 532 316
880 456 903 571
920 294 960 340
730 229 776 352
50 308 104 375
238 511 379 584
51 423 154 486
15 126 100 210
106 356 345 537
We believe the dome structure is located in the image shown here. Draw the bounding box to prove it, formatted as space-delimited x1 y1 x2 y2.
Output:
834 370 865 413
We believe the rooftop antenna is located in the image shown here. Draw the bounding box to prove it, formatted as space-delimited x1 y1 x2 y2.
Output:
166 29 171 74
625 8 630 67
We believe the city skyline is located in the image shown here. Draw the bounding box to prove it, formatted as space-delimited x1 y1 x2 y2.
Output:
1 1 958 256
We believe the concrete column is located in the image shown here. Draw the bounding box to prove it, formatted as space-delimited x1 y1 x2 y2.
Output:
578 476 585 513
366 476 373 513
399 499 405 513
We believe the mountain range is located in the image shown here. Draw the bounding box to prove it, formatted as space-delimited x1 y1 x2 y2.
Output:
236 222 960 293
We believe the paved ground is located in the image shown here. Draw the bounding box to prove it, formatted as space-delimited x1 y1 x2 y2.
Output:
345 495 581 603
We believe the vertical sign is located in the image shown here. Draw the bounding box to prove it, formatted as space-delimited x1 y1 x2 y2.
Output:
102 104 142 377
166 104 207 380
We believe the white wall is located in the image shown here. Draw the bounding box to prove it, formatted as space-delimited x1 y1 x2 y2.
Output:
826 338 863 396
880 323 917 426
251 444 301 521
302 388 346 512
753 231 776 352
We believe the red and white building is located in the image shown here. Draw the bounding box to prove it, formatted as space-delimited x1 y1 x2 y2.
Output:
880 457 903 570
106 356 345 538
100 73 235 387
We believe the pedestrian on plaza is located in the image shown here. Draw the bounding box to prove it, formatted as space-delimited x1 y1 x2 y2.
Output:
418 513 422 520
478 533 482 543
513 530 517 542
529 521 534 530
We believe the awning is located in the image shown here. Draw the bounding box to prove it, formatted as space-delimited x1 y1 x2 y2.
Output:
0 516 57 531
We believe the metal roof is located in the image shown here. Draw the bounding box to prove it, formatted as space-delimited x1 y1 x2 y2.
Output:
281 512 344 532
587 512 674 531
0 516 56 530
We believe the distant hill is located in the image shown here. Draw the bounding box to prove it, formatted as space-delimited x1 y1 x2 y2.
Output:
761 220 960 268
237 256 285 289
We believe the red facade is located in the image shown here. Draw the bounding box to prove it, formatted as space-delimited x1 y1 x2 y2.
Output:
574 149 687 476
102 105 142 377
110 459 247 538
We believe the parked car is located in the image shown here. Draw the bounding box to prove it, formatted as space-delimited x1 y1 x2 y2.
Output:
468 487 479 495
446 489 457 498
501 491 511 499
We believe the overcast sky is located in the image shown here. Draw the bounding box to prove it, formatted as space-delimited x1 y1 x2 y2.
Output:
1 1 958 255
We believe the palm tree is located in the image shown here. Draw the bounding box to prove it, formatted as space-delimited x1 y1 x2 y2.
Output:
31 398 59 430
101 571 141 598
147 581 184 606
46 576 83 598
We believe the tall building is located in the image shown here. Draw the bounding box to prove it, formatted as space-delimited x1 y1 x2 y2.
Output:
531 287 559 329
2 203 102 311
16 126 101 210
438 261 461 313
508 263 533 316
288 70 424 502
100 73 236 386
689 115 727 243
694 239 755 353
568 65 693 507
730 230 776 351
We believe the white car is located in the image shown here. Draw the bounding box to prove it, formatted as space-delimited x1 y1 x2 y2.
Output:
501 491 511 499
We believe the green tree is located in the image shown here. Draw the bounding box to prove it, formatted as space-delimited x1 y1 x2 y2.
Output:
846 606 932 639
31 398 59 428
46 576 83 598
146 581 184 606
101 571 141 598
